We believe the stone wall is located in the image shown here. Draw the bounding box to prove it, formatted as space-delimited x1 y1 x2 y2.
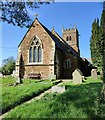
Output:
23 65 51 79
54 47 78 79
63 53 78 79
19 19 53 65
62 28 80 56
16 19 56 79
54 47 64 79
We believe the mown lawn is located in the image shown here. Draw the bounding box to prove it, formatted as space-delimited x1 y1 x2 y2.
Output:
1 76 52 114
5 76 105 118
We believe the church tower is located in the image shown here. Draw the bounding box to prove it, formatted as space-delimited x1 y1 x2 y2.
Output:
62 27 80 56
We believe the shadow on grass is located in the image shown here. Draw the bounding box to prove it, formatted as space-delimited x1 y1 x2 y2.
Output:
2 86 51 114
53 82 105 118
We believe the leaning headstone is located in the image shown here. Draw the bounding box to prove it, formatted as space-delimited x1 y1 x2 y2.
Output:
91 69 98 79
72 69 83 84
51 86 65 93
11 70 16 77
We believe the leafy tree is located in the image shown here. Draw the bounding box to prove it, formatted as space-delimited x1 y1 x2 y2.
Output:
90 18 102 71
90 1 105 101
100 1 105 101
0 56 15 75
0 0 54 28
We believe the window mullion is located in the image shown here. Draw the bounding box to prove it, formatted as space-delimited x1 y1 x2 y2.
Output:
29 37 42 63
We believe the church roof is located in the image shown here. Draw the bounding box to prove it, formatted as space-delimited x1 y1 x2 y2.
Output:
18 18 79 57
51 30 79 57
38 20 79 57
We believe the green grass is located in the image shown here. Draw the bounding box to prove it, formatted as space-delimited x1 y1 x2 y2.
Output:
5 76 105 118
61 76 102 86
1 76 52 114
1 76 16 85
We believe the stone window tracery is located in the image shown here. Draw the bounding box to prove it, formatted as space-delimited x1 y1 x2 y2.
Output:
29 37 42 63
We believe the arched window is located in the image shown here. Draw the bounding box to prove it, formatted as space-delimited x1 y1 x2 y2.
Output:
66 36 68 41
29 47 32 62
69 36 71 40
29 37 42 63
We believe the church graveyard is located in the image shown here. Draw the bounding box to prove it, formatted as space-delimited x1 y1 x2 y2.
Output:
2 75 104 119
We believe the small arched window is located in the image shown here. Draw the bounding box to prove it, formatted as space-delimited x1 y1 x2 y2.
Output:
66 36 68 41
69 36 71 40
29 37 42 63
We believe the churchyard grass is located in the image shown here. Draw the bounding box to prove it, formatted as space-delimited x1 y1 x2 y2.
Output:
1 76 16 85
61 76 101 86
5 76 105 118
1 76 52 114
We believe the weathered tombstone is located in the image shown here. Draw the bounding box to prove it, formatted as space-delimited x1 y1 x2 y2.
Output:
91 69 98 79
11 70 16 77
72 69 83 84
51 86 65 93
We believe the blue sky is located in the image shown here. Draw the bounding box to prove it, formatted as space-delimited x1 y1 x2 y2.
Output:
1 2 103 66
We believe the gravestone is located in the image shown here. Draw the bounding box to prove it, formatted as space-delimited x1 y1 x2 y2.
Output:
51 86 65 93
72 69 83 84
91 69 98 79
13 77 22 86
11 70 16 77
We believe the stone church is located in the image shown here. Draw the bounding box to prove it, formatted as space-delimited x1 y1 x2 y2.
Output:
15 18 92 79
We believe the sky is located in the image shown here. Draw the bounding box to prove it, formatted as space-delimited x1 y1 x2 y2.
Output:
1 2 103 66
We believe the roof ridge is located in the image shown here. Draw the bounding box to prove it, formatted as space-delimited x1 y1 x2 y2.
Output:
18 18 79 57
52 30 79 57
